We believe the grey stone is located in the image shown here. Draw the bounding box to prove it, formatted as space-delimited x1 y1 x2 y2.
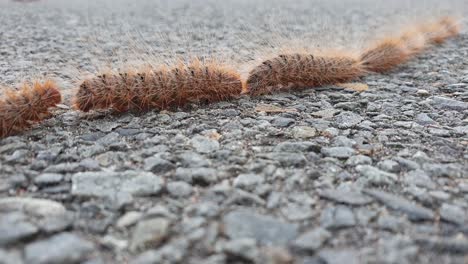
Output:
263 152 307 167
33 173 64 185
403 170 436 189
174 168 194 183
320 206 356 229
415 235 468 253
131 239 189 264
130 218 171 251
280 202 314 221
334 102 359 110
332 136 357 147
0 197 71 234
222 238 259 262
223 109 240 117
322 127 339 137
334 111 363 129
321 147 355 159
377 214 406 231
311 108 339 119
43 163 82 174
415 113 436 125
274 141 320 153
453 125 468 135
363 189 434 221
191 135 220 153
318 248 359 264
116 211 143 229
412 151 430 163
319 189 373 205
175 167 218 184
429 190 450 201
36 146 63 161
97 132 120 147
393 157 420 171
233 173 264 191
0 197 66 217
167 181 193 197
144 156 175 173
346 155 372 166
178 152 211 167
428 127 451 137
272 117 295 127
291 126 317 139
440 203 466 225
191 168 218 185
291 228 331 252
376 235 418 264
423 163 464 178
377 160 401 173
131 250 163 264
24 233 94 264
355 207 378 225
0 249 23 264
356 165 398 186
146 205 176 219
72 171 164 198
0 213 38 246
223 210 298 246
96 121 120 132
430 96 468 110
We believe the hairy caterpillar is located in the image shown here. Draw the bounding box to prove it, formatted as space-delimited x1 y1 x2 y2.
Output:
422 16 461 44
360 17 461 73
0 80 61 138
74 60 243 112
245 53 365 96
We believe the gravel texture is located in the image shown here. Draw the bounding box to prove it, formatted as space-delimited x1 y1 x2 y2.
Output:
0 0 467 263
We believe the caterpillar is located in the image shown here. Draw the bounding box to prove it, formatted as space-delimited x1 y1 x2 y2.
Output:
0 80 61 138
74 60 243 112
245 53 366 96
360 17 460 73
422 16 461 45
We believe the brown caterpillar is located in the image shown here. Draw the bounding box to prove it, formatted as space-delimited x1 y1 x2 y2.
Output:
74 60 243 112
360 17 461 73
245 53 366 96
422 16 461 44
0 80 61 138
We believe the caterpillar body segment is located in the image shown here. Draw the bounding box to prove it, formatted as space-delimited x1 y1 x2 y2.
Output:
246 53 365 96
0 80 61 138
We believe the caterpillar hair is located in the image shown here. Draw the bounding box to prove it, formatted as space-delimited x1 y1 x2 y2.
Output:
360 17 461 73
359 38 410 73
245 53 366 96
0 80 61 138
421 16 461 44
73 60 243 112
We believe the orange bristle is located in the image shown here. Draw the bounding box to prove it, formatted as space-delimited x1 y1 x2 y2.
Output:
0 80 61 138
399 29 427 56
421 16 461 44
73 61 243 113
245 53 365 96
359 38 410 73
